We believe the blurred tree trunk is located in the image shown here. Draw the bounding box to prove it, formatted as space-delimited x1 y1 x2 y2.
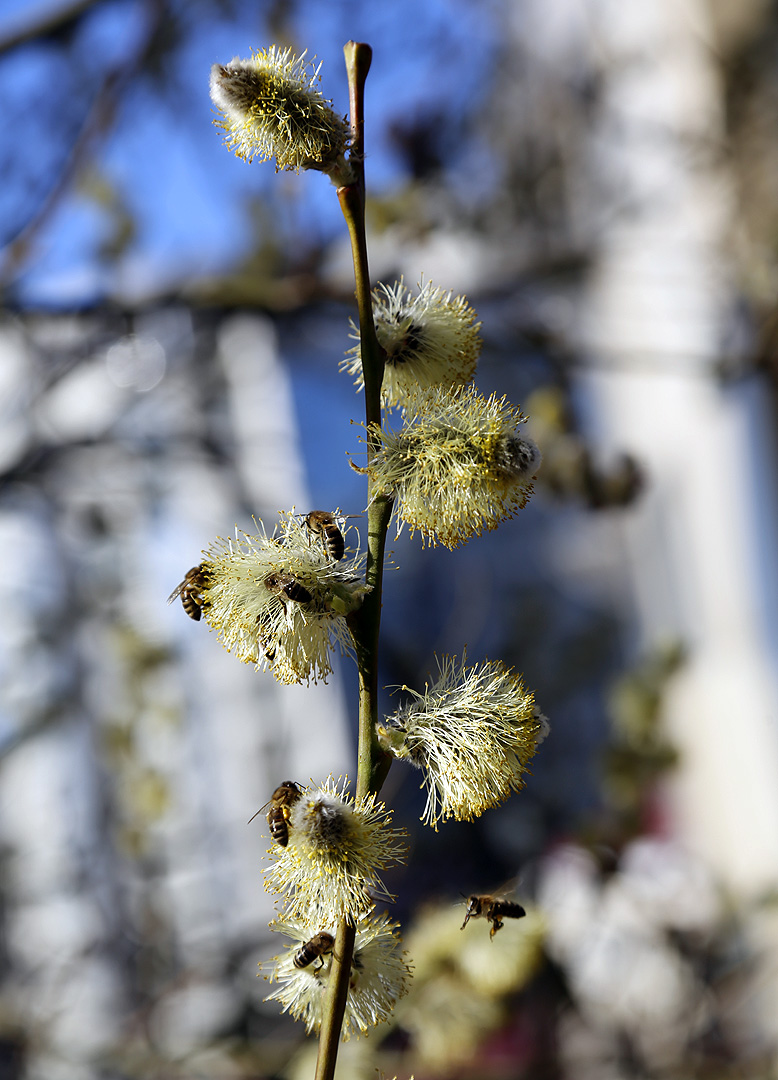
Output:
576 0 778 905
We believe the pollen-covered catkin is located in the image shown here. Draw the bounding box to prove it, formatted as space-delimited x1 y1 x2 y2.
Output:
172 512 368 685
264 776 407 922
342 280 481 407
263 912 411 1038
366 384 542 548
377 654 548 827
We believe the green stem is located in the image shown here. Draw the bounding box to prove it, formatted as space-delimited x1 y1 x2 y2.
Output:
314 41 393 1080
338 41 383 424
313 920 355 1080
350 493 394 801
336 40 393 801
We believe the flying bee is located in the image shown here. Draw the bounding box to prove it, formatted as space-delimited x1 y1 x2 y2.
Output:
263 571 312 605
293 931 335 971
248 780 303 846
304 510 346 561
461 895 526 939
168 565 206 621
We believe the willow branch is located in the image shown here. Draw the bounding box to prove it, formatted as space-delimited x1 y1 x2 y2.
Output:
313 919 356 1080
336 41 392 804
314 40 392 1080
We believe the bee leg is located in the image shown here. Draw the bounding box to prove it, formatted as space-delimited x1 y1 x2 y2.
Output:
489 918 504 939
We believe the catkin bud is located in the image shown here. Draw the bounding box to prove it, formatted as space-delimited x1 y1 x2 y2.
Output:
209 46 352 183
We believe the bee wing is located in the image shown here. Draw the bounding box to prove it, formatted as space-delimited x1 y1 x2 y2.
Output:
168 566 204 605
167 580 186 605
491 873 523 898
335 512 362 537
247 799 272 825
462 874 523 904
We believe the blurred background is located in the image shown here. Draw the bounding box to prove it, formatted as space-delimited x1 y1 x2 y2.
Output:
3 0 778 1077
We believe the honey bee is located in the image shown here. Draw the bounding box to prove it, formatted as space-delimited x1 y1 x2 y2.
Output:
168 566 206 621
293 931 335 971
461 895 526 939
248 780 303 846
263 571 312 605
305 510 345 561
496 434 542 479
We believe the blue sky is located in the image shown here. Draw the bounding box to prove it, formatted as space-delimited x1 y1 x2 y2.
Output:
1 0 501 305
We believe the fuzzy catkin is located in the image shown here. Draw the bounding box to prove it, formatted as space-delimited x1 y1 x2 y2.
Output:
366 384 542 548
209 47 351 179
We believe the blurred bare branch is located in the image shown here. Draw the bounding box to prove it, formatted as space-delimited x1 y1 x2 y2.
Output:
0 0 101 54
